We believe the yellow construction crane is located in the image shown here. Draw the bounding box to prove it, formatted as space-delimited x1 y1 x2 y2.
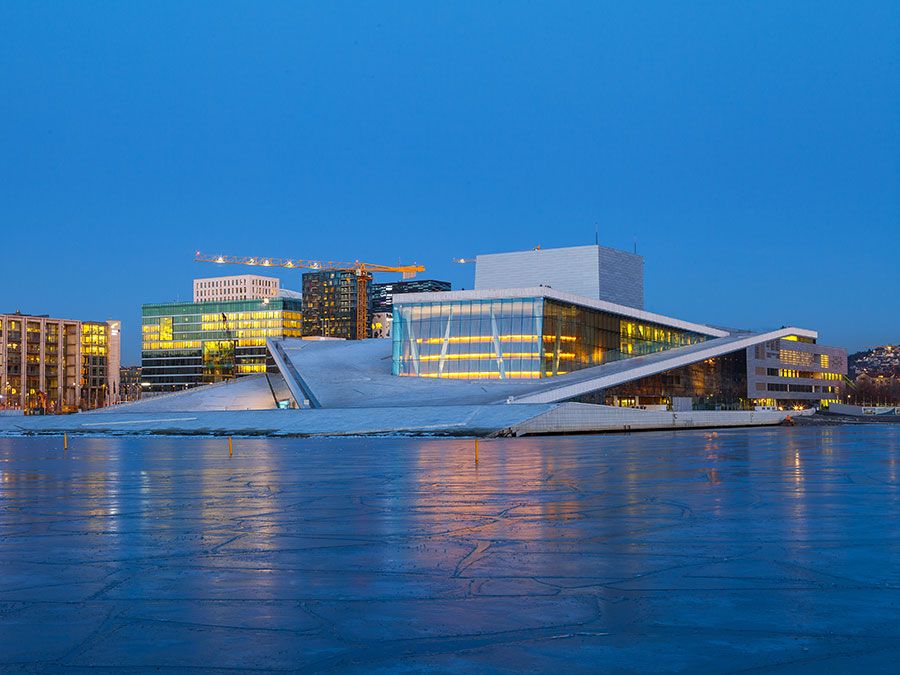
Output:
194 252 425 339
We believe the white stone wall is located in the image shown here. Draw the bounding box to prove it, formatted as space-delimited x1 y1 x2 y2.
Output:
597 246 643 309
474 245 644 308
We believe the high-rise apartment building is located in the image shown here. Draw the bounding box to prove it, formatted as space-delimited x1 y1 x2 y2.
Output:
0 312 121 412
301 271 365 340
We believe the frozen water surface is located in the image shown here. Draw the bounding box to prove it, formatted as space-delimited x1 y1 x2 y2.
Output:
1 425 899 672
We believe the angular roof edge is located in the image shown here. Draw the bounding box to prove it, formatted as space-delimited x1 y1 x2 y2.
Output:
393 286 731 338
509 326 820 404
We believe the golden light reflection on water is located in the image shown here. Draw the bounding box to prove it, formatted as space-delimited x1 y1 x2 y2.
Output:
408 435 661 587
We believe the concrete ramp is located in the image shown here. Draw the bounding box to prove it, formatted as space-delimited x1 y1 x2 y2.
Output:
95 374 278 413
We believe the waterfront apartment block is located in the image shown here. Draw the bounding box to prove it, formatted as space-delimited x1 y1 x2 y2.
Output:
141 298 302 392
474 244 645 309
193 275 281 302
0 312 121 412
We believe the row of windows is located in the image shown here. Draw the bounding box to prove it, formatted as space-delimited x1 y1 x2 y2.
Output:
196 277 277 289
392 298 710 379
764 368 843 380
779 349 831 369
143 312 301 330
765 383 838 393
143 299 302 317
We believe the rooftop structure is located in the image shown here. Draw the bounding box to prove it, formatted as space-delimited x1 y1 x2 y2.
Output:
474 244 644 309
193 275 281 302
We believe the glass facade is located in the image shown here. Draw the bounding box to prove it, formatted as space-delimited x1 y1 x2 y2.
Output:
141 298 303 391
392 296 708 379
594 351 749 410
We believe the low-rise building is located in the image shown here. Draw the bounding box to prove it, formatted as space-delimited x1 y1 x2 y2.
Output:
0 312 121 412
141 297 302 392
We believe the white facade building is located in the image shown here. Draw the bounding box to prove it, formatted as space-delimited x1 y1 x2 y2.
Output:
193 275 281 302
474 244 644 309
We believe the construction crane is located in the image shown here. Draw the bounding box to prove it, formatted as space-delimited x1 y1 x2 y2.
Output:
194 252 425 340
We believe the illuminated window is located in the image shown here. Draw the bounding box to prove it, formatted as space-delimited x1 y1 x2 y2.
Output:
779 349 813 367
160 317 173 341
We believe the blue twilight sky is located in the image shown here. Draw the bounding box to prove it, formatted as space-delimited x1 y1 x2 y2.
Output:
1 2 898 364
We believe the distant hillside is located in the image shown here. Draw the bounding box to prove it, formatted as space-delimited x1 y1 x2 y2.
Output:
849 345 900 379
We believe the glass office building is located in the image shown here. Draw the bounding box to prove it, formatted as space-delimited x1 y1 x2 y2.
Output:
142 298 303 391
392 292 710 379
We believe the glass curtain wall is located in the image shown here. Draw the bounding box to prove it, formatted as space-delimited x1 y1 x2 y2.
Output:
393 297 709 380
142 298 303 390
392 298 544 378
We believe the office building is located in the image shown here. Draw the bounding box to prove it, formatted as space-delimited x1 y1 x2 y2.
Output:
474 244 644 309
194 275 281 302
369 279 451 338
141 297 302 392
0 312 121 412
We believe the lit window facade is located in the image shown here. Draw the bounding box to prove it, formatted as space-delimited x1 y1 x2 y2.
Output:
141 298 302 392
747 337 847 407
302 270 365 340
1 313 120 413
392 295 709 380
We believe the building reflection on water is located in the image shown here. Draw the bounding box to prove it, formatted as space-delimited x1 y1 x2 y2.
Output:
1 425 899 638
